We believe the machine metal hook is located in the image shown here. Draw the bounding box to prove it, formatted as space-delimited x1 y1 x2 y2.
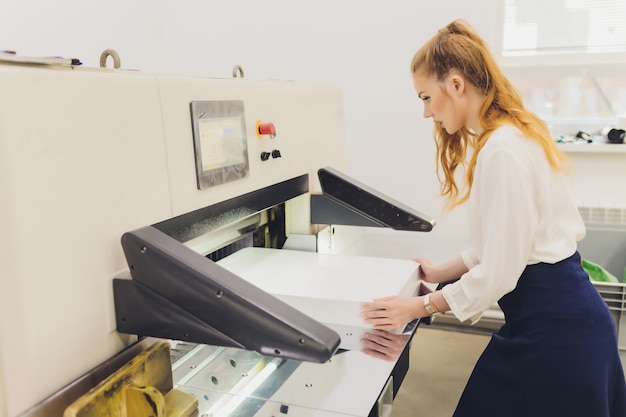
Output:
100 49 121 69
232 64 244 78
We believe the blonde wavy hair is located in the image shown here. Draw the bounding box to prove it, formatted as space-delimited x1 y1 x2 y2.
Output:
411 20 568 210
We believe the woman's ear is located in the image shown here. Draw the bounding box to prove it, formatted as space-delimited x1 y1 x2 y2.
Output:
450 74 465 96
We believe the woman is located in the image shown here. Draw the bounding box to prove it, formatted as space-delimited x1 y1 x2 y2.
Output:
361 20 626 416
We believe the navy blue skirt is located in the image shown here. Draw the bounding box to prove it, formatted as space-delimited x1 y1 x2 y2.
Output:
454 252 626 417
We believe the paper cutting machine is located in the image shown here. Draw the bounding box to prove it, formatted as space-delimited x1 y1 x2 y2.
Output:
0 58 434 417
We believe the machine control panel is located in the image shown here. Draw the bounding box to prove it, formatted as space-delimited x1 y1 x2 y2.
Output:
190 100 249 190
256 119 281 162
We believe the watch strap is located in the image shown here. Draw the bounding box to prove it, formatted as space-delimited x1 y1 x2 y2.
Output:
424 293 440 315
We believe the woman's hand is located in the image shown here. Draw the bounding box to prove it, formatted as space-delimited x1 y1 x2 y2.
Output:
361 330 410 361
361 296 421 330
413 257 439 283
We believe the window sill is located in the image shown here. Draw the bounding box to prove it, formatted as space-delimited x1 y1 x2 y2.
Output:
557 143 626 153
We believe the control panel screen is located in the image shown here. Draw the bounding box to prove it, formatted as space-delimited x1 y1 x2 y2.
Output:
190 100 249 189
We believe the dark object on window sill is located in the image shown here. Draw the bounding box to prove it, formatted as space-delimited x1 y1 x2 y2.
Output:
607 128 625 144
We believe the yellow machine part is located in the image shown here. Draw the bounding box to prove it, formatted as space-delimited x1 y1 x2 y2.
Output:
63 340 197 417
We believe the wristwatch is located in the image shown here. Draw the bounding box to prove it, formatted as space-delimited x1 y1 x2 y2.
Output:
424 293 440 316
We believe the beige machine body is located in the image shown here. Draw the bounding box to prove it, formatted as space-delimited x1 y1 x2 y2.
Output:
0 62 348 416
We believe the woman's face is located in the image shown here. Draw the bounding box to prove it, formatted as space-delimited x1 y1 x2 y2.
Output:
413 71 466 134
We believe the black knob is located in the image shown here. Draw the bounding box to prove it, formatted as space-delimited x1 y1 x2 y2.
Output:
260 151 271 161
271 149 282 158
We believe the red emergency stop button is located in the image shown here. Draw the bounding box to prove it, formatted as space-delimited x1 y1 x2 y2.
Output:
256 120 276 138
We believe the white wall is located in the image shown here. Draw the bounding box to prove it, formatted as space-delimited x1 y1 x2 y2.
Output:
1 0 506 242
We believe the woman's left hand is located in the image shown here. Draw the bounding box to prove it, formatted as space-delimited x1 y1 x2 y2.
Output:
361 296 420 330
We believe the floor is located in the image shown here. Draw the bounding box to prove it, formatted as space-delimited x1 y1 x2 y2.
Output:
390 326 491 417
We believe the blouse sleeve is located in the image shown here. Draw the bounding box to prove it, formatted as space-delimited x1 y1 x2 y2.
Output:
461 247 479 269
441 145 537 323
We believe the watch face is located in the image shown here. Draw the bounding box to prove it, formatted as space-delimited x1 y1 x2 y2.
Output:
425 304 437 315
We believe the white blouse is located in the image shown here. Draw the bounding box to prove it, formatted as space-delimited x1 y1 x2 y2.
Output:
441 125 586 323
